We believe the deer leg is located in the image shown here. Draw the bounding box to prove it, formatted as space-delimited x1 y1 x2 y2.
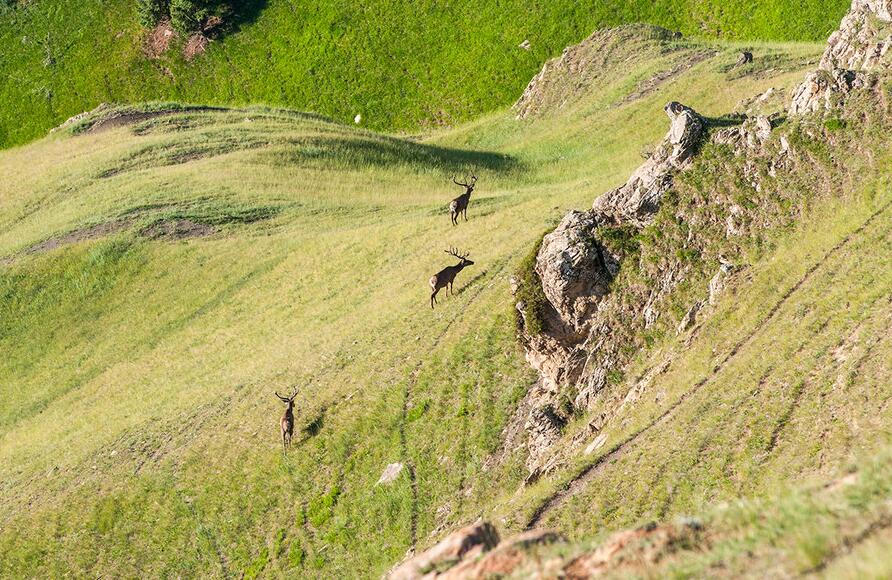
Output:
451 212 457 226
282 430 287 456
463 208 468 221
431 288 439 309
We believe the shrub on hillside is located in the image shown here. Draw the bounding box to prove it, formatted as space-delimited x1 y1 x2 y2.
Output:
169 0 210 34
136 0 169 28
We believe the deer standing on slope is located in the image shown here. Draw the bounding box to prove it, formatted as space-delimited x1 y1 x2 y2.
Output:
275 389 298 455
449 175 477 225
430 248 474 308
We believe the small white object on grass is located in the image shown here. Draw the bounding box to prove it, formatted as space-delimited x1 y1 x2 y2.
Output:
519 39 531 50
354 114 362 124
377 462 404 485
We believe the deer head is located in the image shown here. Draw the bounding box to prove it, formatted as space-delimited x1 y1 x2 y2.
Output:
445 247 474 267
275 389 298 409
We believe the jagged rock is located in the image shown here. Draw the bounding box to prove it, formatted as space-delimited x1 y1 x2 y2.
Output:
524 404 567 477
676 301 702 335
535 211 617 335
377 462 405 485
790 0 892 114
388 520 500 580
390 523 562 579
736 51 753 66
712 115 773 152
790 68 866 114
821 0 892 71
708 263 735 305
591 102 705 225
518 103 704 471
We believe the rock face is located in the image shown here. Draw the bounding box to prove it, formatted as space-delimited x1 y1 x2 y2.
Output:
791 0 892 114
516 101 706 475
535 211 617 335
592 102 704 226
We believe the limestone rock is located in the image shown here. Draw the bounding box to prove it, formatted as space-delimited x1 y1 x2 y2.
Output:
524 404 567 476
712 115 773 152
708 263 735 306
790 68 865 115
534 211 617 335
790 0 892 114
591 102 705 225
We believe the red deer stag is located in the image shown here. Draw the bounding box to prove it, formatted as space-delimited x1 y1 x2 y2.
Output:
449 175 477 225
275 389 298 455
429 248 474 308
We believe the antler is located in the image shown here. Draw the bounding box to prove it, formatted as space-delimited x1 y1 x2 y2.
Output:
275 388 299 402
452 175 469 187
445 247 470 260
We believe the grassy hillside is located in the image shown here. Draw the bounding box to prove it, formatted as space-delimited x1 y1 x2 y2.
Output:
0 0 850 149
5 26 892 577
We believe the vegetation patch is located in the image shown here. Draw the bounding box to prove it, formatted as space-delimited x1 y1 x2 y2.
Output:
514 233 550 336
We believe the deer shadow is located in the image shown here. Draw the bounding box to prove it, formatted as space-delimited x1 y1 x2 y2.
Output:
302 408 326 438
455 270 488 296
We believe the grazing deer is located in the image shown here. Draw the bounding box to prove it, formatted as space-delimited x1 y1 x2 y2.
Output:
275 389 298 455
449 175 477 225
430 248 474 308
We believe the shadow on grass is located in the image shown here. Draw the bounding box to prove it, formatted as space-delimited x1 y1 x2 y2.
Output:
455 269 488 296
227 0 268 32
704 114 747 129
303 408 325 438
268 135 521 175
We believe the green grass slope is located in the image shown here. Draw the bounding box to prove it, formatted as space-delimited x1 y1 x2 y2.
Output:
5 27 891 577
0 0 849 149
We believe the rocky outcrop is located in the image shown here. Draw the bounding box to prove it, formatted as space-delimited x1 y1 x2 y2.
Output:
790 0 892 114
591 102 704 225
516 101 706 475
514 0 892 485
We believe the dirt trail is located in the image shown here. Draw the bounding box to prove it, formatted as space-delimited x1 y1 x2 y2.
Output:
524 199 892 529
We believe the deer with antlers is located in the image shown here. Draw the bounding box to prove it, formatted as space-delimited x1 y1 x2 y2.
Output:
449 175 477 226
275 389 298 455
430 248 475 308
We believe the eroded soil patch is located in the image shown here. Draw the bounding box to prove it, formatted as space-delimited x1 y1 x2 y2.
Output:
140 219 217 240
